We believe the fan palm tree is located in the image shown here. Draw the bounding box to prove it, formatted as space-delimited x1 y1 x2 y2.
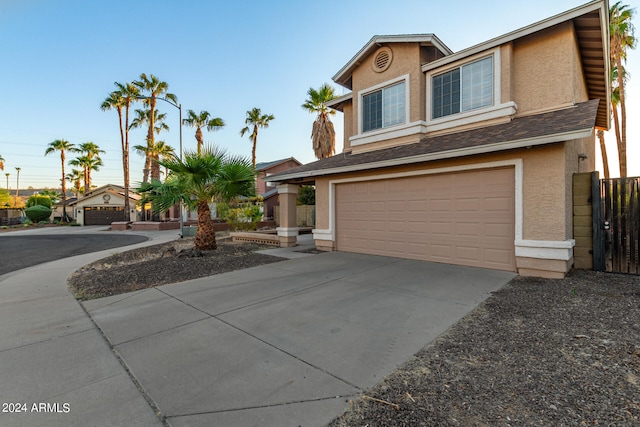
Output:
130 108 170 182
134 140 174 181
302 83 337 159
39 189 62 205
182 110 225 155
134 73 177 182
66 169 83 198
76 142 105 193
70 155 103 195
101 81 139 220
610 1 636 177
138 145 255 251
45 139 75 221
240 108 275 168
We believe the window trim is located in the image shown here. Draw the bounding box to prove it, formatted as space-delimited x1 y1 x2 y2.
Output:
357 74 410 136
426 48 515 131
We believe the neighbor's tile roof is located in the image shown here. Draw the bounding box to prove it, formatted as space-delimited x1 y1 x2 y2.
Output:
267 99 599 181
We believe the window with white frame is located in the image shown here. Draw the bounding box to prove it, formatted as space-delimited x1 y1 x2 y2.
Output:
362 80 405 132
265 173 274 187
432 56 493 119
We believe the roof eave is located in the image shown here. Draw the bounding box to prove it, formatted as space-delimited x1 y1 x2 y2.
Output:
422 0 605 72
265 127 594 182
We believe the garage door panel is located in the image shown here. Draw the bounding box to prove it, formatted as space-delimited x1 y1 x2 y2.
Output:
430 198 453 212
457 222 481 237
456 246 481 263
335 168 515 271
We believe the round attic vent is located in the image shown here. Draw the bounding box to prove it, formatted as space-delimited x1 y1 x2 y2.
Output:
372 47 392 73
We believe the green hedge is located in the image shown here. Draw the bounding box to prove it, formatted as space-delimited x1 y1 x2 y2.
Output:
25 205 52 222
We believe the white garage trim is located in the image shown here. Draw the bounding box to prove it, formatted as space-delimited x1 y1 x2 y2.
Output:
515 239 576 261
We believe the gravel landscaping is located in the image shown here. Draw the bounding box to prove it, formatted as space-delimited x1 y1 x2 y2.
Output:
330 269 640 426
68 237 284 300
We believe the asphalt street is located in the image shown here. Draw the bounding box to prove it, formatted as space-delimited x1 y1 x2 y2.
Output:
0 233 148 275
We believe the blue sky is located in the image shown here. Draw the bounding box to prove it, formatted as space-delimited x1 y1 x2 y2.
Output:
0 0 637 189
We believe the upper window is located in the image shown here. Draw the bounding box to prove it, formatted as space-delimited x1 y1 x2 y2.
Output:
432 56 493 119
362 81 405 132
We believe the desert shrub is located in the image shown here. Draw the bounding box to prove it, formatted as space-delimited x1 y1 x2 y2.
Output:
226 205 263 231
24 205 52 222
26 194 52 208
216 201 230 220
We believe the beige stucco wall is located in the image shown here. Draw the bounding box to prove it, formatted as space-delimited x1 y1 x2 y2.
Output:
344 43 425 152
512 22 582 116
352 43 423 125
342 103 353 152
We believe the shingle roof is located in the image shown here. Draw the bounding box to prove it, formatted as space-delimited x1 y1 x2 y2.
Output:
255 157 302 171
266 100 599 182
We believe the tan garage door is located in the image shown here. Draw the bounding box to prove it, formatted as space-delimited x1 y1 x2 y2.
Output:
335 167 515 271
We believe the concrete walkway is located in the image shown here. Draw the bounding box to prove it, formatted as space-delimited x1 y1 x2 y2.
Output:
0 228 516 426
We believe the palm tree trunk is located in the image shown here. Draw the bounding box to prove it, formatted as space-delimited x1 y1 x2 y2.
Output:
616 55 627 177
145 98 156 183
122 105 130 221
60 152 68 221
597 130 610 179
251 127 258 168
142 155 151 183
83 167 89 195
151 155 161 181
612 102 623 177
196 127 203 155
194 200 217 251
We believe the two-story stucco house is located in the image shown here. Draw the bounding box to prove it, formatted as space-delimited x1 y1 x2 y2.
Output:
267 0 609 278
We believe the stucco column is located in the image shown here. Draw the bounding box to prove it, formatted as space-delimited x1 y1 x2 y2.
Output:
277 183 299 247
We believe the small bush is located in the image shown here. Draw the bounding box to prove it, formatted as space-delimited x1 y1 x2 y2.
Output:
297 186 315 205
24 205 52 223
226 205 263 231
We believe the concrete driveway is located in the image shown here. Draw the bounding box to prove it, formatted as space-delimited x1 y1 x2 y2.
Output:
83 249 516 426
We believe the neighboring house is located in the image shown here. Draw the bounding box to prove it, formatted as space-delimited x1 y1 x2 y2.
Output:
256 158 302 219
266 1 609 278
51 197 77 221
68 185 140 226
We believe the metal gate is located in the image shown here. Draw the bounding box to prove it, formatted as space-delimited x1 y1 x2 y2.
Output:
594 176 640 274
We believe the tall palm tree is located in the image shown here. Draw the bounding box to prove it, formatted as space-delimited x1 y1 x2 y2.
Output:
138 145 255 251
131 108 170 181
596 130 611 178
134 73 177 182
240 108 275 168
76 142 105 193
70 155 103 195
610 1 636 177
102 81 139 221
14 167 21 204
134 140 175 181
4 173 9 190
302 83 337 159
182 110 225 155
66 169 83 198
45 139 75 221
